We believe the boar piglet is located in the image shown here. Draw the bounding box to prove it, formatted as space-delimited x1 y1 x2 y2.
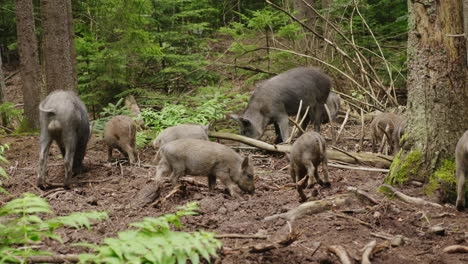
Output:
456 130 468 211
104 115 137 163
152 123 209 149
289 131 330 202
232 67 331 143
370 112 404 154
320 92 341 124
38 90 90 189
155 139 254 197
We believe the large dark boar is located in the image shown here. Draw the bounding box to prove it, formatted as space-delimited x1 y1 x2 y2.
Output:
369 112 404 154
37 90 90 189
152 123 209 149
232 67 331 143
289 131 330 202
155 139 254 197
456 130 468 211
319 92 341 124
104 115 137 163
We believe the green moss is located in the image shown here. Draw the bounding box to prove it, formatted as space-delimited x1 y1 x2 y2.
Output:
13 118 38 135
424 158 464 203
386 150 422 184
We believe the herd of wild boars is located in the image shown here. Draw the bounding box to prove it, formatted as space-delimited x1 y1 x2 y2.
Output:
35 67 466 208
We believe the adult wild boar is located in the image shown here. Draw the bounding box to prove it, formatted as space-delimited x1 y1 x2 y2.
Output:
104 115 137 163
152 123 209 149
232 67 331 143
456 130 468 211
155 139 254 197
289 131 330 202
390 119 406 155
37 90 90 189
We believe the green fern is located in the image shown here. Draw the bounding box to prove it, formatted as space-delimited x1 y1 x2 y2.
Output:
78 202 221 264
0 193 107 263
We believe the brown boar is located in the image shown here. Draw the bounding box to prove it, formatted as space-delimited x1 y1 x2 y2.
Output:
155 139 254 197
289 131 330 202
152 123 209 149
370 112 404 154
104 115 137 163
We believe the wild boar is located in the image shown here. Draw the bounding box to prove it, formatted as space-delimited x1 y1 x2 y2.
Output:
370 112 404 154
320 92 341 124
289 131 330 201
155 139 254 197
152 123 209 149
103 115 137 163
37 90 90 189
456 130 468 211
232 67 331 143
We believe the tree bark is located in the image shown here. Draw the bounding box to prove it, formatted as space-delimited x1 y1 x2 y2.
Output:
293 0 316 28
464 0 468 65
40 0 77 93
0 50 7 126
388 1 468 198
15 0 42 129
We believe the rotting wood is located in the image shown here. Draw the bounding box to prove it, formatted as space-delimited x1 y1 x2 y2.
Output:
208 131 392 168
442 245 468 254
20 254 79 263
327 245 352 264
133 180 162 207
381 184 443 208
361 240 377 264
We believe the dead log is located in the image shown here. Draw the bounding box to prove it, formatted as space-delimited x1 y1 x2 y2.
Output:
443 245 468 254
208 131 392 168
20 254 79 263
133 180 162 207
327 245 352 264
381 184 443 208
361 240 377 264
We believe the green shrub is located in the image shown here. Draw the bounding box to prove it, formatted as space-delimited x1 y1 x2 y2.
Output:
78 202 221 264
0 193 107 263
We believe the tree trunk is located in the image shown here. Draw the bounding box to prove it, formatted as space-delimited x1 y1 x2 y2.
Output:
464 0 468 65
15 0 42 129
293 0 316 28
387 1 468 202
40 0 77 93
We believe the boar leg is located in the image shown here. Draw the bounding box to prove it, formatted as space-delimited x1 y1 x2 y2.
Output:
217 170 239 197
124 144 135 164
107 146 113 162
37 133 53 188
306 161 320 188
321 155 331 187
456 165 466 211
277 116 290 143
62 137 77 189
208 174 217 192
273 123 282 144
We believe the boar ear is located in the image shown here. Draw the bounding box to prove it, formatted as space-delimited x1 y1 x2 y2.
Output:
241 156 250 169
230 114 252 128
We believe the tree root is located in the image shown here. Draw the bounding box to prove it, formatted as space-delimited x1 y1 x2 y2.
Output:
327 245 352 264
381 184 443 208
223 229 302 254
443 245 468 254
361 240 377 264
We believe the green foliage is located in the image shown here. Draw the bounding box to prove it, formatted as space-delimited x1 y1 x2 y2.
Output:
141 90 248 134
424 159 463 203
0 144 9 194
78 202 222 264
0 193 107 263
0 103 23 130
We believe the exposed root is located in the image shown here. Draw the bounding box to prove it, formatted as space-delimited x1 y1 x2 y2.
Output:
327 245 352 264
443 245 468 254
223 229 302 254
381 184 443 208
361 240 377 264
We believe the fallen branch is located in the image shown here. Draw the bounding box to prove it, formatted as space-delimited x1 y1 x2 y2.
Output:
443 245 468 254
336 109 350 142
215 234 268 239
332 212 373 228
151 184 185 207
329 163 389 173
381 184 443 208
208 131 392 168
361 240 377 264
133 180 162 207
346 187 380 205
327 245 352 264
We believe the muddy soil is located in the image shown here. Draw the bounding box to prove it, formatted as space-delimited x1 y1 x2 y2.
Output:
1 126 468 264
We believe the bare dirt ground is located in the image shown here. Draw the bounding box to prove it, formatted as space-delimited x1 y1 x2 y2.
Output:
2 68 468 263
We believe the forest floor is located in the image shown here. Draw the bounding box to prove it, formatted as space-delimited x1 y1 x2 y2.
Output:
2 70 468 263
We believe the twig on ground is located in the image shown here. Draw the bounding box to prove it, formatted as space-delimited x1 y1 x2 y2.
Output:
443 245 468 254
361 240 377 264
381 184 443 208
332 212 373 228
336 109 350 142
332 146 362 164
40 188 65 198
215 234 268 239
151 184 185 207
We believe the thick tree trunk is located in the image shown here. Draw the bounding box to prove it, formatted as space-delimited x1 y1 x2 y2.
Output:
293 0 316 28
0 50 6 126
464 0 468 65
15 0 41 129
40 0 77 93
387 1 468 201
